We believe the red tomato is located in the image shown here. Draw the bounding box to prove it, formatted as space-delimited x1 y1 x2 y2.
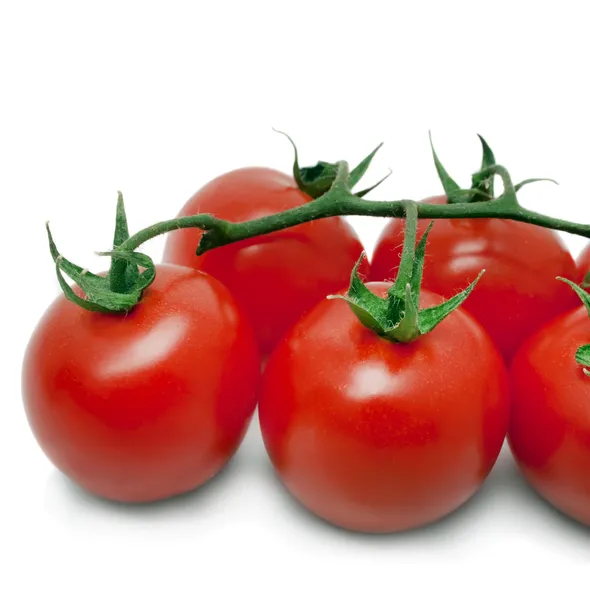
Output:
370 196 578 362
163 167 367 355
577 244 590 283
259 283 509 533
509 306 590 525
22 265 260 502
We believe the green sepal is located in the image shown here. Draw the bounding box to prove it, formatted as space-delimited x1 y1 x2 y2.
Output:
329 253 390 334
109 192 140 293
297 161 340 199
46 224 155 314
355 169 392 199
99 250 156 292
557 277 590 375
431 133 499 204
575 345 590 377
417 271 484 334
393 284 420 342
469 135 496 201
408 221 433 305
330 205 482 343
275 130 387 199
347 142 383 190
113 191 130 246
514 178 558 192
54 259 115 313
429 131 461 201
557 278 590 314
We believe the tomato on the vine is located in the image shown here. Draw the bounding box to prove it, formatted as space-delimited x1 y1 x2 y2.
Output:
259 283 509 533
370 195 578 362
22 264 260 503
509 298 590 525
163 167 368 355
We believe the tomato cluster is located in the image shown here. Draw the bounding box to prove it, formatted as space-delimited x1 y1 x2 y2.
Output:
21 141 590 532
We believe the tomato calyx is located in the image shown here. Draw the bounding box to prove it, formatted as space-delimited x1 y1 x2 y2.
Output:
46 193 156 314
429 132 557 205
274 129 390 199
330 201 483 342
108 191 141 293
556 277 590 376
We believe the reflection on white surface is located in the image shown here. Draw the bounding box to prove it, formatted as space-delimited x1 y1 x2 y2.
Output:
347 362 397 400
100 315 188 377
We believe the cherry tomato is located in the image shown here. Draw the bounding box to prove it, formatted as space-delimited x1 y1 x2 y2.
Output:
370 196 578 362
22 265 260 502
509 306 590 525
259 283 509 533
577 244 590 283
163 167 367 356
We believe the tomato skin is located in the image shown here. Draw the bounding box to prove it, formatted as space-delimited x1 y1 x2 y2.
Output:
577 244 590 283
259 283 509 533
163 167 367 356
370 196 578 362
22 265 260 503
509 306 590 525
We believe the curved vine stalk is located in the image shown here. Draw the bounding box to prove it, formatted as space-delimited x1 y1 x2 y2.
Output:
118 162 590 257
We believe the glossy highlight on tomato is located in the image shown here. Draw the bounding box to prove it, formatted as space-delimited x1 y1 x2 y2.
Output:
370 196 578 362
163 167 367 355
509 306 590 525
259 283 509 533
22 265 260 503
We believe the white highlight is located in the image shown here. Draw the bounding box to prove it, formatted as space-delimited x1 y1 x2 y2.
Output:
100 315 188 377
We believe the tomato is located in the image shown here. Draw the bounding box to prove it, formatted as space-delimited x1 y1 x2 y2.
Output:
577 244 590 284
22 265 260 503
163 167 367 355
509 305 590 525
370 196 578 362
259 283 509 533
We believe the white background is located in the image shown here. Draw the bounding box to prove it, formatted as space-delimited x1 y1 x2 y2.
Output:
1 1 589 598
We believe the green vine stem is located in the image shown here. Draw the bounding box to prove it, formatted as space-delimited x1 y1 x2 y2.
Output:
116 162 590 258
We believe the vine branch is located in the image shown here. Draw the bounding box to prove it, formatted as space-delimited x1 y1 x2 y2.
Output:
118 163 590 256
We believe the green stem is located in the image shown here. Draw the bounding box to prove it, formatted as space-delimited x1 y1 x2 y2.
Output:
390 201 418 299
117 164 590 256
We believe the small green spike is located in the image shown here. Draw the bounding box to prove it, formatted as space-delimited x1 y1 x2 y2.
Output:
429 132 461 201
418 271 484 335
355 169 392 198
109 192 139 293
113 191 131 246
348 143 384 189
557 278 590 316
409 221 434 309
514 178 558 192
